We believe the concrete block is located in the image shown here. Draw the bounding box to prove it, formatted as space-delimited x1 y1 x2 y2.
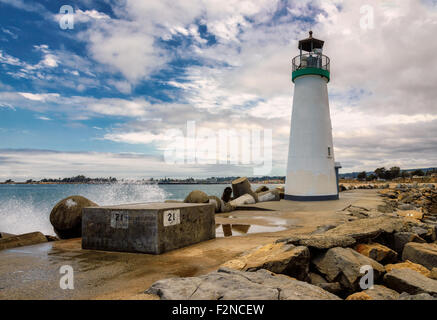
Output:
82 202 215 254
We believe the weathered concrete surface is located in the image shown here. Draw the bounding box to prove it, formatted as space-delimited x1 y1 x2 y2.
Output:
82 202 215 254
0 190 383 300
146 267 341 300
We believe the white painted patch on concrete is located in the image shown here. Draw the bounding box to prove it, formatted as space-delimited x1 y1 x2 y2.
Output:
163 209 180 226
110 211 129 229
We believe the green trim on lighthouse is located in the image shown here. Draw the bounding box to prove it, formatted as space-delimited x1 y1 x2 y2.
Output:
292 68 330 83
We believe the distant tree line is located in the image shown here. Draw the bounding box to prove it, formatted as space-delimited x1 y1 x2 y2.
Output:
356 167 436 181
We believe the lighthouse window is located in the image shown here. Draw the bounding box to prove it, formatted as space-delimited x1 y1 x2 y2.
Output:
328 147 331 156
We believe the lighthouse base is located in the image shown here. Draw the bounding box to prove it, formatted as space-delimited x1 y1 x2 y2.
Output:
284 194 339 201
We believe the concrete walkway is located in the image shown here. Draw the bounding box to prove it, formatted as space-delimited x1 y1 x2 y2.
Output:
0 190 383 300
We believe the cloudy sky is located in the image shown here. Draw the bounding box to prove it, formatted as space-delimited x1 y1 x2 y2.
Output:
0 0 436 180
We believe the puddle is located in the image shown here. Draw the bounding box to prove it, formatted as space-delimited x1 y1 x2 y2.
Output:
215 223 288 237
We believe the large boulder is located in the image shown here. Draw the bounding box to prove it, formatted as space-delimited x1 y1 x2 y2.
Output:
50 195 97 239
0 231 47 250
355 243 398 264
184 190 209 203
398 292 437 300
383 268 437 295
430 268 437 280
145 267 341 300
221 242 310 281
402 242 437 270
312 247 385 291
385 260 431 277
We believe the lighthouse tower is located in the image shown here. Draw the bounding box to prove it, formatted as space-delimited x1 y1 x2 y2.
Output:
285 31 339 201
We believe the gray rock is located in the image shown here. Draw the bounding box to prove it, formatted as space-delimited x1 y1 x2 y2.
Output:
308 272 328 285
363 285 399 300
402 242 437 270
397 292 437 300
277 234 356 250
384 268 437 295
317 282 343 295
393 232 426 255
323 216 405 242
310 225 338 235
398 204 417 211
145 267 341 300
312 247 385 291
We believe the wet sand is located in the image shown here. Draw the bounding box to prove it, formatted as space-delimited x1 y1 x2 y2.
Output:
0 189 383 300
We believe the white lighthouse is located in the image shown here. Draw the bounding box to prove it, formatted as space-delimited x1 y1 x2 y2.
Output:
285 31 340 201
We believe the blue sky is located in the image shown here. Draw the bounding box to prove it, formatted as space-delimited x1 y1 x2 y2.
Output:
0 0 436 180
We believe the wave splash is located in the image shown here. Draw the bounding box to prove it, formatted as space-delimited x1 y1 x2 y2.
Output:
0 183 168 236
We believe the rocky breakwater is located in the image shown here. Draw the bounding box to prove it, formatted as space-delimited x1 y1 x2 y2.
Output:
145 207 437 300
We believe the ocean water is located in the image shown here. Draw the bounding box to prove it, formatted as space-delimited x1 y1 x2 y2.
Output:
0 183 280 236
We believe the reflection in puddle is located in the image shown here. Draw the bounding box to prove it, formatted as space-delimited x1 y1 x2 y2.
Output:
215 223 288 237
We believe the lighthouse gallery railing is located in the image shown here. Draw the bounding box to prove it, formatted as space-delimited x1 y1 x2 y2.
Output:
292 53 330 72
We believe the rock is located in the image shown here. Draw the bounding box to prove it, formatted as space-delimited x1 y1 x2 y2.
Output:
383 268 437 295
363 285 399 300
50 196 98 239
0 232 48 251
0 232 16 239
221 187 233 203
310 224 338 235
398 204 417 211
45 235 59 242
145 267 341 300
398 292 437 300
346 292 372 300
317 282 343 295
430 268 437 280
220 202 235 213
323 216 405 242
255 185 269 193
385 260 430 277
312 247 385 291
231 177 258 203
277 234 356 250
308 272 327 285
208 195 222 213
184 190 209 203
402 242 437 270
392 232 426 255
164 200 183 203
397 210 424 220
257 190 280 202
355 243 398 264
275 186 285 199
221 242 310 281
229 194 256 207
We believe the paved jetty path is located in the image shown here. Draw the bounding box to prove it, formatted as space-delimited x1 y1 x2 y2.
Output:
0 190 382 299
